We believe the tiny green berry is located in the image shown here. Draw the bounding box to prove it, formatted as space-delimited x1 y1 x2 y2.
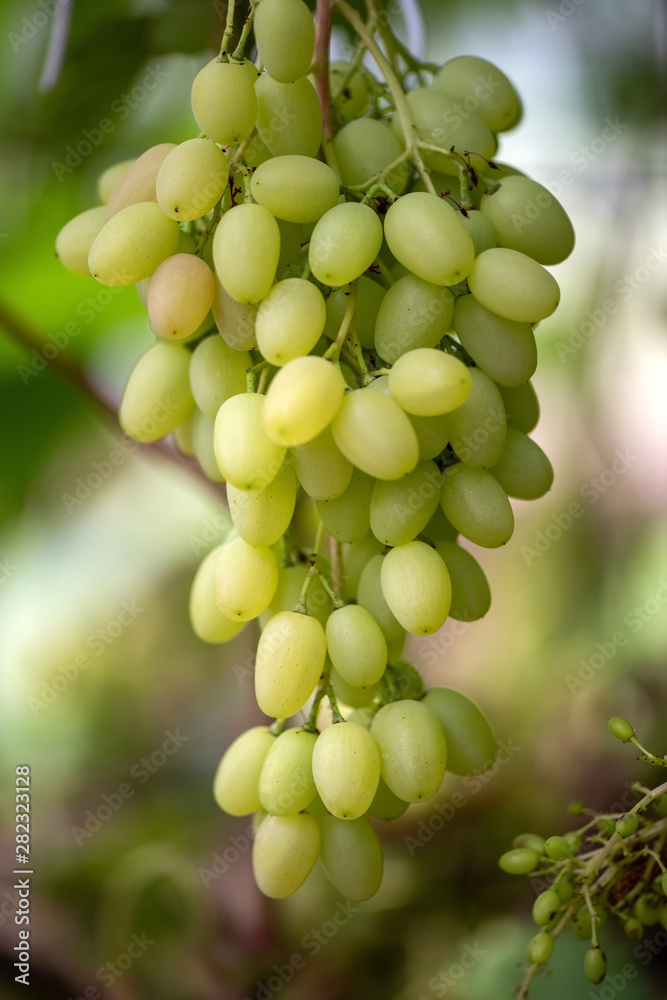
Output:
653 795 667 817
662 872 667 896
498 848 539 875
512 833 546 855
584 946 607 985
567 800 585 816
555 874 575 903
544 835 571 860
532 889 561 926
608 716 634 742
527 931 554 964
624 917 644 940
615 812 639 837
634 893 661 926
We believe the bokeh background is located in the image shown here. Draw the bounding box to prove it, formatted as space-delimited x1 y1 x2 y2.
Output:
0 0 666 997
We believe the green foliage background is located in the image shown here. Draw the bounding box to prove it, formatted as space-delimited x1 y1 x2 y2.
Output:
0 0 665 997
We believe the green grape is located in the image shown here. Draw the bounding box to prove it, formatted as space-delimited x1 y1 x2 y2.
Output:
255 74 323 157
333 117 409 193
292 425 354 501
434 55 522 132
498 380 540 433
498 848 539 874
434 541 491 622
481 175 575 265
615 812 639 837
227 460 297 546
357 554 404 642
173 417 195 457
255 610 326 717
252 813 320 898
106 143 176 218
608 716 635 742
319 815 384 901
527 932 554 965
421 687 497 775
368 776 409 820
369 461 441 546
258 727 317 815
387 632 407 661
213 726 276 815
263 355 345 447
421 505 459 544
374 276 454 364
371 700 447 802
212 276 258 351
326 604 388 687
147 253 215 340
189 544 246 643
323 277 386 350
383 192 475 286
119 342 194 442
213 202 280 303
191 409 225 482
312 722 381 819
191 59 257 145
316 467 374 542
214 536 279 621
513 833 546 854
388 347 471 414
254 0 315 83
330 668 381 709
441 464 514 548
634 893 661 925
274 218 307 278
340 534 385 601
533 889 561 926
408 413 450 461
214 393 286 490
624 917 644 940
243 129 273 169
544 836 571 861
461 210 497 256
555 873 575 902
490 427 554 499
443 368 506 470
393 88 495 176
584 947 607 985
329 61 370 119
259 563 331 630
251 154 339 223
467 248 560 323
654 795 667 817
331 388 419 481
380 540 451 636
256 278 326 364
189 333 250 421
662 872 667 895
89 202 180 286
96 158 135 205
453 294 537 387
155 137 229 222
309 201 383 286
55 206 108 275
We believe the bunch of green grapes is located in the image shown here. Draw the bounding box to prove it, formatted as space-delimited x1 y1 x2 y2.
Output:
500 719 667 998
54 0 574 901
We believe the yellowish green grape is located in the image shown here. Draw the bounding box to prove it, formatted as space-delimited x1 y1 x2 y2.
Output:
214 392 286 490
119 341 194 442
96 158 135 205
292 425 353 500
256 278 326 364
191 59 257 145
254 0 315 83
258 726 318 815
105 143 176 218
309 201 383 286
329 61 370 119
454 294 537 387
312 722 381 819
331 388 419 480
394 88 495 176
212 277 258 351
319 815 384 901
89 202 180 286
357 554 404 642
213 726 276 815
147 253 215 340
408 412 450 461
383 193 475 286
422 687 497 775
252 812 320 898
255 610 327 718
227 460 297 546
489 427 554 499
213 202 280 303
255 74 323 158
325 604 388 687
263 355 345 447
441 464 514 548
55 206 108 275
191 409 225 482
251 154 339 222
333 117 409 193
330 668 381 709
323 276 385 350
259 563 332 630
461 209 497 255
340 534 385 602
214 536 279 621
316 467 374 542
369 461 441 546
481 175 574 265
443 367 506 469
156 137 229 222
371 700 447 802
434 55 522 132
498 380 540 433
189 544 246 644
368 776 410 820
188 333 250 420
467 248 560 323
374 276 454 364
380 540 451 635
388 348 471 415
434 540 491 622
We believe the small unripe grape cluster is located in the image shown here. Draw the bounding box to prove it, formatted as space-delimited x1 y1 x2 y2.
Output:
54 0 573 901
501 719 667 995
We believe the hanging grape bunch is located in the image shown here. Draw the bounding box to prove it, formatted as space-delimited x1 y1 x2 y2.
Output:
54 0 574 903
